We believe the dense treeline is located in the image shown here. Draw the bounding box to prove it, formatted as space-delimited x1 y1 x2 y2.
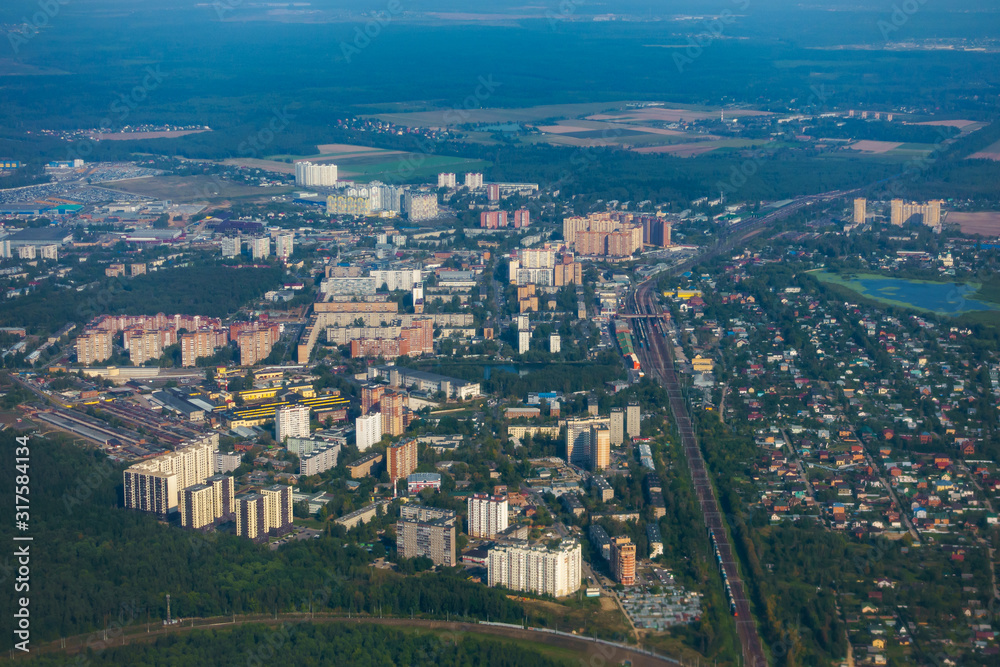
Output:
0 264 283 334
23 623 572 666
0 435 525 650
806 119 960 144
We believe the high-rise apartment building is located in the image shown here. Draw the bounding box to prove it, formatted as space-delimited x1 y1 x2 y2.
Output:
464 172 483 189
236 323 279 366
513 209 530 228
274 233 294 260
610 407 625 446
487 540 582 598
128 330 163 366
639 216 671 247
562 213 642 257
123 435 219 517
250 236 270 260
853 198 867 226
518 330 531 354
369 269 423 292
467 493 508 538
549 334 561 354
261 485 294 537
181 330 213 367
590 425 611 471
397 513 456 566
380 391 405 437
294 161 338 187
404 192 438 221
387 439 418 482
564 417 610 468
299 444 340 476
76 330 113 365
221 235 241 258
355 413 382 451
180 475 234 530
275 404 311 443
626 402 641 439
235 493 265 542
361 384 385 415
437 172 457 188
890 199 943 229
610 537 636 585
480 210 508 228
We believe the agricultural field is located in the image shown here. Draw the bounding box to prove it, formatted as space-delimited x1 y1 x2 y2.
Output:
969 138 1000 161
372 101 636 128
947 211 1000 236
226 144 490 184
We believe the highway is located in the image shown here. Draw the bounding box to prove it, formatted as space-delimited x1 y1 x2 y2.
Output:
623 189 860 667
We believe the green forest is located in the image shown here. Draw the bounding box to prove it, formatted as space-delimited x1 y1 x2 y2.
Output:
0 434 528 650
21 623 573 666
0 264 283 335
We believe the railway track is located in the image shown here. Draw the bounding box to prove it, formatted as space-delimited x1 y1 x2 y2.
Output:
632 284 765 666
620 192 859 666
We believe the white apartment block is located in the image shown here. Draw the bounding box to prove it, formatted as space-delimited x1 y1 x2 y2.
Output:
251 236 270 260
518 330 530 355
215 451 243 473
369 269 423 292
355 412 382 452
299 444 341 476
467 493 509 538
626 402 641 439
438 172 457 188
464 172 483 189
275 404 311 443
487 539 582 598
518 249 555 269
295 161 338 187
274 233 294 259
221 235 241 257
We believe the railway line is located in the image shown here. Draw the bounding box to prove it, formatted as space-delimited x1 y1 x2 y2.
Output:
623 189 860 666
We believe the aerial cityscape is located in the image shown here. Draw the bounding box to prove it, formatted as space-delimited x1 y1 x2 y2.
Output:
3 0 1000 665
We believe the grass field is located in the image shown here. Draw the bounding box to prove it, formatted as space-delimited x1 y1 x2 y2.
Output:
373 101 636 128
226 147 490 184
338 154 491 183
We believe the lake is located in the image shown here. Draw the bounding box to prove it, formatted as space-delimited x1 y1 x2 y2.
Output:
852 277 998 314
